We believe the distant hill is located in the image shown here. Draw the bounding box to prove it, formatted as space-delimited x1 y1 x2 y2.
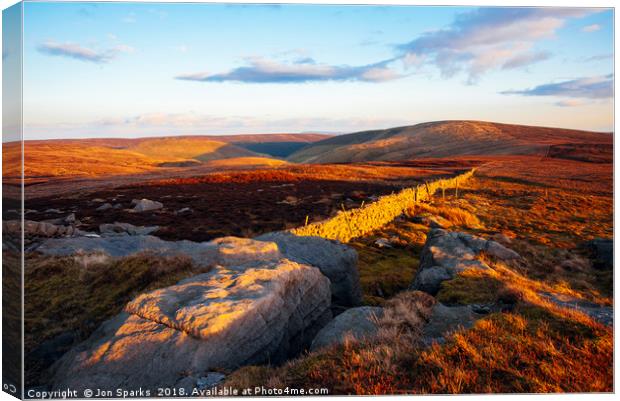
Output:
288 121 612 163
6 134 322 180
124 137 257 162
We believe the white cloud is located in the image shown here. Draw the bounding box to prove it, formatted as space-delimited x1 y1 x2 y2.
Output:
501 74 613 99
582 24 601 32
176 56 403 83
37 41 133 63
397 8 597 80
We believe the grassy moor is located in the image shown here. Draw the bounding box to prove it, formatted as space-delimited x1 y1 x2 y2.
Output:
3 120 612 394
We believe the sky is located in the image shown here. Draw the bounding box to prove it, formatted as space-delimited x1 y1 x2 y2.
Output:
11 2 615 139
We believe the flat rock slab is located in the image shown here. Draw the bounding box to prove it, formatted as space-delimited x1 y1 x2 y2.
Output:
311 306 383 351
38 231 361 306
37 235 281 268
51 258 331 392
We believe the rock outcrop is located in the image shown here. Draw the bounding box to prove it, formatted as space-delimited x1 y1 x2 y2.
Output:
411 228 520 295
422 303 483 345
311 306 383 351
256 231 362 306
38 232 360 308
51 257 332 392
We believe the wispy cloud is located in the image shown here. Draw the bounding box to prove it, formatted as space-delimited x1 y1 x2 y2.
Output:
501 74 613 99
581 53 613 62
396 7 596 81
27 112 411 138
175 56 403 83
582 23 601 32
177 7 596 85
37 41 134 64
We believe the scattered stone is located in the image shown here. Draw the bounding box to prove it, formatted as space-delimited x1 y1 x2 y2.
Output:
131 198 164 213
44 208 63 214
91 198 105 203
95 203 113 212
175 207 193 215
374 238 393 248
99 222 159 236
311 306 383 351
50 258 332 392
113 203 123 209
256 231 362 307
3 220 85 238
279 196 299 205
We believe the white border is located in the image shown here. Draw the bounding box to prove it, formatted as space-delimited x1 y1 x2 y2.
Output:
0 1 616 401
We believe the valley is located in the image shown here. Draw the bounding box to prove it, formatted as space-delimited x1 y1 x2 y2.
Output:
2 120 613 395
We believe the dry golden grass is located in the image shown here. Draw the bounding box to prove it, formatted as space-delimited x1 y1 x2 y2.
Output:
226 293 612 394
126 137 257 161
204 156 287 168
412 309 612 393
409 202 483 229
226 160 612 394
3 142 162 180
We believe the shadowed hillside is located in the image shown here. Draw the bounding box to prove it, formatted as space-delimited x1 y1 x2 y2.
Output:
288 121 612 163
3 133 331 182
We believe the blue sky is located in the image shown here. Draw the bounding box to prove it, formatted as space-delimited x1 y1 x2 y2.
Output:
16 2 614 139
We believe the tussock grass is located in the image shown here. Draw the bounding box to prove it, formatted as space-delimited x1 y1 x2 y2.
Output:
226 291 436 395
226 168 612 394
409 203 483 229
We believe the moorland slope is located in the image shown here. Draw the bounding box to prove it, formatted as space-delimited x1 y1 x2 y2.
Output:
288 121 612 163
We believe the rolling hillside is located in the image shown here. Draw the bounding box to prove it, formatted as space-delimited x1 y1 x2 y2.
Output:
288 121 613 163
4 136 300 181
